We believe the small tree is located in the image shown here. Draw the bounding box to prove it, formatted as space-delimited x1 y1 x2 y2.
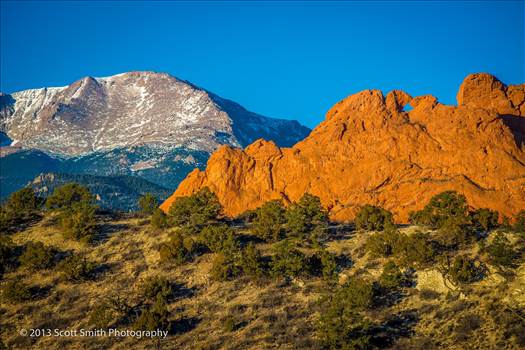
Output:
409 191 470 229
285 193 329 243
270 239 307 279
199 224 239 254
442 255 480 285
150 208 169 229
470 208 499 232
395 232 436 268
19 241 55 271
484 233 517 268
437 219 478 248
0 207 12 233
239 243 266 280
46 183 93 210
58 255 97 282
2 280 32 304
159 232 192 265
141 276 173 302
168 188 222 229
309 249 338 284
210 253 241 281
59 201 97 243
379 261 406 290
251 200 286 242
88 295 130 329
138 193 159 215
0 235 16 277
133 295 170 331
365 229 403 258
354 205 394 231
317 277 374 349
5 187 40 215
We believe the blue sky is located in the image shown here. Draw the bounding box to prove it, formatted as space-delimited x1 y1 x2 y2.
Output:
1 1 523 127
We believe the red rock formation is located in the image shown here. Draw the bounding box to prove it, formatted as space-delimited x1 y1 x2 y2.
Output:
161 73 525 223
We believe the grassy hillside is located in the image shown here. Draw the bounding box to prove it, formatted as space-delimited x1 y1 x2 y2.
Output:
1 190 524 349
1 220 524 348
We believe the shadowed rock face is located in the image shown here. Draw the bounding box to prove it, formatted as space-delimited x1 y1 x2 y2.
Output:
161 73 525 223
0 71 310 156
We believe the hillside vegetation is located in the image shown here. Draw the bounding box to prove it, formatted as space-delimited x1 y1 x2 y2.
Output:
1 185 524 349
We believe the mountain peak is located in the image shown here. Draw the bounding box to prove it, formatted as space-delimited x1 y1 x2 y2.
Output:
457 73 524 116
0 72 310 156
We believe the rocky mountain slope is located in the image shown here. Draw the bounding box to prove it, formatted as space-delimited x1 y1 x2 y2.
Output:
0 72 310 200
162 73 525 222
0 72 309 154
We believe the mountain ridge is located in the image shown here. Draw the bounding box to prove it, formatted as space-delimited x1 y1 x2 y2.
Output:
0 71 310 203
0 71 310 155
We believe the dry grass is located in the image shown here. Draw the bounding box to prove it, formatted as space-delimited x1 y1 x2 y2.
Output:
1 217 524 349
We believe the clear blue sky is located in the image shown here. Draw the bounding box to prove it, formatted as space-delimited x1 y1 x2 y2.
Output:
1 1 523 127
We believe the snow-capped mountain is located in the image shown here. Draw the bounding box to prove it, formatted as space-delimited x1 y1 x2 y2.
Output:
0 71 309 155
0 72 310 204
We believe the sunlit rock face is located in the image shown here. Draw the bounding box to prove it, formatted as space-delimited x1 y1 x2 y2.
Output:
162 73 525 223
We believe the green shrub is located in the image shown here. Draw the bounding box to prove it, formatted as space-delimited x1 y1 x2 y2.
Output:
239 243 266 279
484 233 517 268
409 191 469 229
138 193 159 215
317 277 374 349
338 277 374 310
168 188 221 228
395 232 436 268
0 235 17 277
270 239 307 279
5 187 40 215
251 200 286 242
470 208 499 232
59 201 97 243
285 193 328 242
379 261 406 290
58 255 97 282
89 302 118 328
133 296 170 331
89 295 130 328
210 253 241 281
436 220 476 247
309 249 338 283
354 205 394 231
159 232 192 265
150 208 169 229
199 224 239 254
141 276 173 302
46 183 93 210
19 241 55 270
0 207 12 233
1 188 41 232
443 255 480 285
365 229 403 258
2 280 32 303
514 210 525 234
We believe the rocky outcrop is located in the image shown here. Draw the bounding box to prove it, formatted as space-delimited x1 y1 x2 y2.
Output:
161 73 525 222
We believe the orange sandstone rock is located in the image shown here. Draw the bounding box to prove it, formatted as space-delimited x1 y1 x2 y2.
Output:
161 73 525 223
